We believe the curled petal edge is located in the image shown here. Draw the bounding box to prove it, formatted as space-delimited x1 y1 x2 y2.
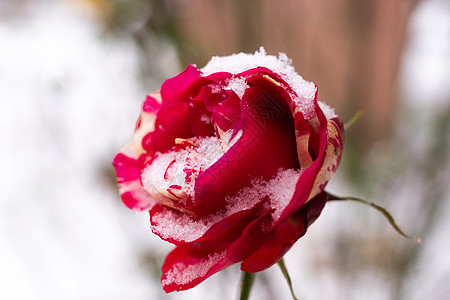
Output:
112 144 157 211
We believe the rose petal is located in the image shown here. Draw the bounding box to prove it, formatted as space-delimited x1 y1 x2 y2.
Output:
240 192 328 272
274 100 330 224
309 117 345 196
161 198 272 292
238 67 290 91
143 101 194 153
205 71 233 83
293 110 314 168
149 204 190 245
203 87 230 112
133 92 161 157
188 94 215 137
142 93 162 113
160 65 203 102
112 144 157 211
194 81 299 218
211 91 242 131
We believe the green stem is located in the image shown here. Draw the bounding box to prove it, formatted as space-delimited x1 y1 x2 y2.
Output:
278 258 298 300
327 192 421 243
239 271 255 300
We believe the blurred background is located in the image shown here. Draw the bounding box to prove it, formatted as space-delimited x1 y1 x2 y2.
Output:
1 0 449 299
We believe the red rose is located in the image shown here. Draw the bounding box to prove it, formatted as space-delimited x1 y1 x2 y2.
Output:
113 49 344 292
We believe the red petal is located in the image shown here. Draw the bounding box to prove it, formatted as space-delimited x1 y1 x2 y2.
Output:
132 92 161 157
112 145 156 211
161 199 272 292
205 71 233 83
203 88 230 112
241 192 328 272
188 97 215 137
211 91 242 131
194 81 299 218
149 204 188 245
142 94 162 113
274 100 329 224
143 101 194 153
309 117 345 196
238 67 285 85
160 65 203 102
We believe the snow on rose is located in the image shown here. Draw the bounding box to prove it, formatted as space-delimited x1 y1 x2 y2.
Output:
113 48 344 292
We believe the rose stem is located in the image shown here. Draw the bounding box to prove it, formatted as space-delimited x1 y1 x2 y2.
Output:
239 271 255 300
277 258 298 300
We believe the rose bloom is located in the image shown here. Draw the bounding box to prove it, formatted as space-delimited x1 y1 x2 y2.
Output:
113 49 344 292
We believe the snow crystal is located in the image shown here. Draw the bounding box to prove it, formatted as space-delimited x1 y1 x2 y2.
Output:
225 77 249 98
225 168 302 224
151 167 301 243
143 134 302 244
201 47 318 119
141 131 243 199
140 149 189 195
318 101 337 120
217 129 243 152
200 114 211 124
208 77 249 99
151 209 211 242
162 251 226 286
196 136 226 171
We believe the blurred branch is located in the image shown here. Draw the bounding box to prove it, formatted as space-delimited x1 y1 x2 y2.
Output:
393 106 450 299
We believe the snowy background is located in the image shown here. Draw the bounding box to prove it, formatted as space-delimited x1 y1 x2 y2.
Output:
1 0 449 299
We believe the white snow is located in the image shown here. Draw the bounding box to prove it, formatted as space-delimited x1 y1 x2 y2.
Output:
150 168 302 244
225 168 302 224
318 101 337 120
162 251 226 287
225 77 250 98
201 47 318 119
141 132 242 200
151 208 211 242
141 148 187 190
149 167 301 243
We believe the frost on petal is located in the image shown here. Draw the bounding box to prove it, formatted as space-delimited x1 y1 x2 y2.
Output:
162 251 226 290
201 48 316 112
161 199 272 292
224 76 249 98
150 167 302 245
272 101 330 224
241 192 328 273
141 133 242 215
225 169 302 226
194 81 299 218
201 48 318 120
318 100 337 120
150 205 211 244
